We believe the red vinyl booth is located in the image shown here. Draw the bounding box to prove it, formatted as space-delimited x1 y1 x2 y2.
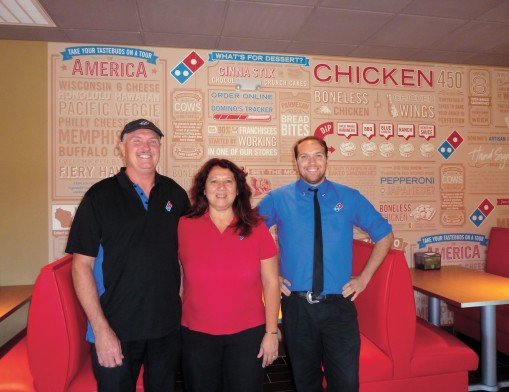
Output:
0 255 143 391
448 226 509 356
351 240 478 392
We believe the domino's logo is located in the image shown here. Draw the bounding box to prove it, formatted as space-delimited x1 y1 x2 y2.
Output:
438 130 463 159
469 198 494 227
171 51 205 84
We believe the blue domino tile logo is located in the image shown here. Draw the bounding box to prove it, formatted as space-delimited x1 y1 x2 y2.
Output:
438 140 454 159
469 209 485 227
170 51 205 84
438 130 463 160
171 63 193 84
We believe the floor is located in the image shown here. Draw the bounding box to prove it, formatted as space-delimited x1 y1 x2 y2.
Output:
262 354 294 392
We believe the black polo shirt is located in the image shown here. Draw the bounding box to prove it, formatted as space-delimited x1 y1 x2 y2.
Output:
66 168 190 342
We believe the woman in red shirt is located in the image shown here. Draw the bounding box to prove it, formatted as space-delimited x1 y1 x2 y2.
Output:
178 158 280 392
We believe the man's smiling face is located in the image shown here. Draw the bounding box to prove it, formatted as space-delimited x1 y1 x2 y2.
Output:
296 139 328 186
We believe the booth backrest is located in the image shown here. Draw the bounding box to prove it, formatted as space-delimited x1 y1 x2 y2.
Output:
486 227 509 277
352 239 416 378
26 254 90 392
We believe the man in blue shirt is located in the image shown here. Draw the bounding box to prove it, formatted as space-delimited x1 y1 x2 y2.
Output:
257 136 393 392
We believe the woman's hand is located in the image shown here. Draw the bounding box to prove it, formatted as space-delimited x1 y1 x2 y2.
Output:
257 332 279 368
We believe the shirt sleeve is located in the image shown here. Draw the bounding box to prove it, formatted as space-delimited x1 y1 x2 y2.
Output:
65 194 101 257
354 191 392 242
257 193 277 229
256 222 278 260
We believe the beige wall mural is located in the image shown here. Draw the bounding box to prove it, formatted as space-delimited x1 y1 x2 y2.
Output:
48 43 509 323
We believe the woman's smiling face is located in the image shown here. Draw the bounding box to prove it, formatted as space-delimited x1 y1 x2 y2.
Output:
204 166 237 212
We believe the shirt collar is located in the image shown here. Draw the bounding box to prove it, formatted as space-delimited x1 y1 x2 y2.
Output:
296 177 330 194
203 209 238 226
117 167 162 188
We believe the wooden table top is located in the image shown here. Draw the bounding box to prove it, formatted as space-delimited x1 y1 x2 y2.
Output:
0 284 34 322
409 265 509 308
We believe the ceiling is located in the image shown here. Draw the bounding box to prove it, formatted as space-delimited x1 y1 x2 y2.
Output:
2 0 509 67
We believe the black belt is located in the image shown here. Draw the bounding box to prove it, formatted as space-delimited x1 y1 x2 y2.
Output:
291 291 343 304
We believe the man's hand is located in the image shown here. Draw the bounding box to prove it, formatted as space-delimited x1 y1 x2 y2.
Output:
343 232 394 301
279 276 292 296
94 326 124 367
342 275 369 301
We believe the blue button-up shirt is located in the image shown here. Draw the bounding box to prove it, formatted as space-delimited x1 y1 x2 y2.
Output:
258 178 392 294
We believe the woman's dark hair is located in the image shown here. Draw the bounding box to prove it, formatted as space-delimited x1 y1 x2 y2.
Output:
187 158 260 237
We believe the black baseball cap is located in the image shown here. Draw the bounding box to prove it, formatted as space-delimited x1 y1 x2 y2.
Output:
120 119 164 140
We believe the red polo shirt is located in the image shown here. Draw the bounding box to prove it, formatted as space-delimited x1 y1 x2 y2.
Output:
178 212 277 335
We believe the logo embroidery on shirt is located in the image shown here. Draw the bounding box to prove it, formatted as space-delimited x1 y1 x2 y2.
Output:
334 202 343 212
165 201 173 212
239 236 244 241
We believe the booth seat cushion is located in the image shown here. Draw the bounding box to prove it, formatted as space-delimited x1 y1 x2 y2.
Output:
0 337 35 391
0 255 144 392
359 335 393 383
353 240 416 379
411 319 479 378
27 255 90 392
360 372 470 392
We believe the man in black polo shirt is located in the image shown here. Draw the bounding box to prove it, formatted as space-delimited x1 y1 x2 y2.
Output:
66 119 190 391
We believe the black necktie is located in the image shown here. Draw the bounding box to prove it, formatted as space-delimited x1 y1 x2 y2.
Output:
310 188 323 295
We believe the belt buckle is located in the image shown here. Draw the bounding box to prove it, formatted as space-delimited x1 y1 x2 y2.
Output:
306 291 320 304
